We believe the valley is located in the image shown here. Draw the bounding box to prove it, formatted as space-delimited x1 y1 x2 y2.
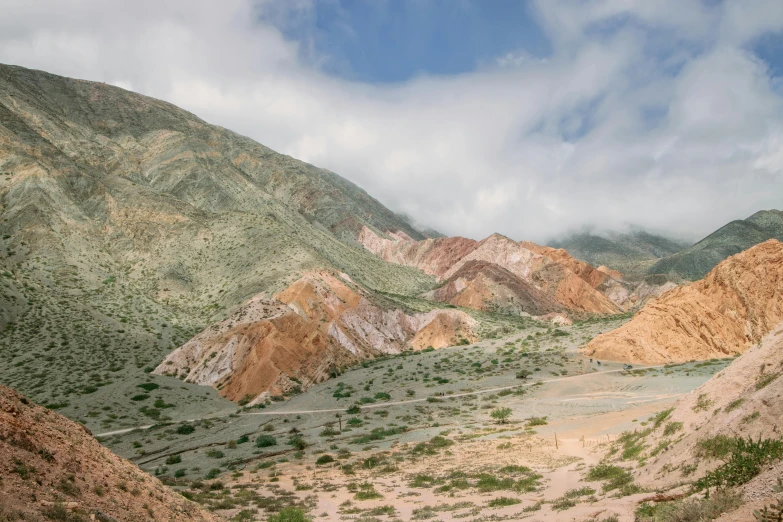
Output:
97 318 732 521
1 63 783 522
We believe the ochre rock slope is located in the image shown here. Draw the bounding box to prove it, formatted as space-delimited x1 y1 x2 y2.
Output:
359 227 627 315
156 271 477 403
635 323 783 491
0 385 219 521
583 239 783 364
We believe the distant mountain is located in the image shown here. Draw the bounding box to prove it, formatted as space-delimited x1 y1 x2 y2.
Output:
548 230 688 277
649 210 783 280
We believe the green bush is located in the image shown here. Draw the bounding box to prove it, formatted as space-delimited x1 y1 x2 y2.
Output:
695 436 783 490
268 507 310 522
165 455 181 465
255 434 277 448
176 424 195 435
315 454 334 465
488 496 520 507
137 382 159 392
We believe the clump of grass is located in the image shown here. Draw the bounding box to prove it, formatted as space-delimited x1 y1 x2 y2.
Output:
351 482 383 500
692 393 712 412
724 398 744 413
695 434 736 460
663 422 683 437
487 496 520 507
585 463 640 495
756 373 780 390
651 408 674 429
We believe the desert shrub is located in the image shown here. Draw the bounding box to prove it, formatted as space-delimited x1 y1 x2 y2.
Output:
490 407 512 424
287 436 307 450
695 436 783 490
487 496 520 507
315 454 334 465
692 393 713 412
586 463 640 494
175 424 195 435
663 422 683 437
255 435 277 448
695 434 736 460
268 507 311 522
526 416 548 427
137 382 159 392
165 455 181 465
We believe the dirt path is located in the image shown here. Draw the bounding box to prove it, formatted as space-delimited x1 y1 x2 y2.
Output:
95 366 660 437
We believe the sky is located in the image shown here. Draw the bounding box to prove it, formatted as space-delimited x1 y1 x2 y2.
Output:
1 0 782 243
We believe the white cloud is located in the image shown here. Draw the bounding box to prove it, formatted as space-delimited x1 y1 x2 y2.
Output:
0 0 782 243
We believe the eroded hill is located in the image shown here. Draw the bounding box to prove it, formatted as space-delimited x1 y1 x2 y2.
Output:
583 239 783 363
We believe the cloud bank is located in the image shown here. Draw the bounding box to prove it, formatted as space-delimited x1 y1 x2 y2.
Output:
1 0 782 243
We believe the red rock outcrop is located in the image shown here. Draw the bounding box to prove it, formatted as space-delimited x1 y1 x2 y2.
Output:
427 260 563 316
359 227 625 315
156 271 477 403
0 385 219 521
582 239 783 363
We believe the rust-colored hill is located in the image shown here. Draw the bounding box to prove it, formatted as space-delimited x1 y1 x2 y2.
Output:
427 260 563 316
582 239 783 363
156 271 477 403
0 385 218 521
359 227 626 315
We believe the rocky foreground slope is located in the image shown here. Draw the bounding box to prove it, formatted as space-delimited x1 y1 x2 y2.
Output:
583 239 783 363
0 384 218 521
635 323 783 491
156 271 477 403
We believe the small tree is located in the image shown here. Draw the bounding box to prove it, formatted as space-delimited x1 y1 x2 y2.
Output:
490 407 512 424
516 370 532 379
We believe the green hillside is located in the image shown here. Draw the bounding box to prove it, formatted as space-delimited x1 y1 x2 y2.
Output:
549 230 688 277
648 210 783 280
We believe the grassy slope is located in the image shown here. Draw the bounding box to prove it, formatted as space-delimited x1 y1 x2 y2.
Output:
648 210 783 281
550 230 688 278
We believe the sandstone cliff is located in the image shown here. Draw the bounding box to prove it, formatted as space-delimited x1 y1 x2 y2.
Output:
583 239 783 363
0 385 219 521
